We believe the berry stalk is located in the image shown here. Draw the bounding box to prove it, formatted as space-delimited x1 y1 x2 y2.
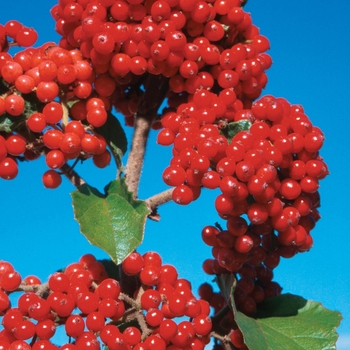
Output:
145 188 174 220
60 163 86 188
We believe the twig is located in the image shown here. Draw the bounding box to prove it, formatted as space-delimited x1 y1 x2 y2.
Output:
119 287 153 340
119 292 141 310
145 188 174 221
137 312 153 340
60 163 86 188
17 282 50 297
135 284 146 305
120 308 153 340
211 332 235 350
145 188 174 211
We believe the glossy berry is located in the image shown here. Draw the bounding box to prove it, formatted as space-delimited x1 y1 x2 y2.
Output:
0 158 18 180
27 112 47 133
172 184 194 205
0 271 21 291
42 170 62 189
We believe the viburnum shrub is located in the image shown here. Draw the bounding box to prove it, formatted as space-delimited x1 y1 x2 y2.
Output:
0 0 342 349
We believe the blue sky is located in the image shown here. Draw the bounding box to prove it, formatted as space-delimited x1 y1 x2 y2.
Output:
1 1 349 348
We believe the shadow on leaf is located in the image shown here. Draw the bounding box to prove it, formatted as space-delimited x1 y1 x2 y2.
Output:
254 293 308 319
76 184 105 199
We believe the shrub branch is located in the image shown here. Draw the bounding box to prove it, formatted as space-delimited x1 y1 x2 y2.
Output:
125 115 152 198
124 74 169 198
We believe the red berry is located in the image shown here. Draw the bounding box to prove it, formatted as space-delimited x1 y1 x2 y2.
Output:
15 27 38 46
93 150 111 168
5 94 25 116
0 158 18 180
36 81 59 102
27 112 47 133
1 62 23 83
42 170 62 189
65 315 85 338
172 184 194 205
28 298 51 321
96 278 121 300
235 235 254 253
76 291 99 314
123 326 141 346
59 132 81 154
48 272 70 292
141 289 161 311
193 314 212 335
279 178 302 200
0 271 21 291
34 319 56 340
140 265 161 286
162 165 186 186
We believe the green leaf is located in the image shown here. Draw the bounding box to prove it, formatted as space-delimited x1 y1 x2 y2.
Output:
96 111 128 156
219 120 251 143
216 274 237 305
0 114 15 132
232 293 342 350
95 111 128 176
67 99 79 109
71 178 151 265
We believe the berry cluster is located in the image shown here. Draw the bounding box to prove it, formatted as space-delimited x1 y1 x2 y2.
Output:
0 252 213 349
166 95 327 315
157 40 327 312
0 0 270 187
159 97 327 313
0 28 116 186
49 0 267 122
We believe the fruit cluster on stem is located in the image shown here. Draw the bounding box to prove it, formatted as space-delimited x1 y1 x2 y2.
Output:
0 252 223 349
